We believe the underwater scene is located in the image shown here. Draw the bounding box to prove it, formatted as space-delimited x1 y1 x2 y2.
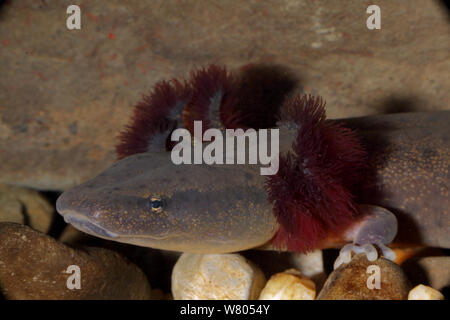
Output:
0 0 449 307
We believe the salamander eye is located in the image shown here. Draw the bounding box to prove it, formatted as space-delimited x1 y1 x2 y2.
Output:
150 196 164 213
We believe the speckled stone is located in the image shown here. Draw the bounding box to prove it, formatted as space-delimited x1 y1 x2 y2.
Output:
259 269 316 300
317 254 412 300
171 253 266 300
0 222 152 299
408 284 444 300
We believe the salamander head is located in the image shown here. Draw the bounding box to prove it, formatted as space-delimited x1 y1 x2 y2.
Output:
56 152 278 253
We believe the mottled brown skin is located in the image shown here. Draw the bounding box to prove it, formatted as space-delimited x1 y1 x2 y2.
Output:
57 112 449 253
342 111 449 248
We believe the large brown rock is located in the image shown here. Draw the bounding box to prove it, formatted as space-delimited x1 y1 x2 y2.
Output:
0 0 448 190
0 222 152 299
317 254 412 300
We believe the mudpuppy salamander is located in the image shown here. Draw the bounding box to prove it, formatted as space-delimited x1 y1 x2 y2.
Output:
56 65 449 268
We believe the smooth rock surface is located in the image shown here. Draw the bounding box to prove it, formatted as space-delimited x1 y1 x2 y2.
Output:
403 256 450 291
0 222 152 299
317 254 412 300
0 184 53 233
292 250 324 278
292 250 327 288
415 257 450 292
0 188 24 224
172 253 266 300
0 0 448 190
408 284 444 300
259 268 316 300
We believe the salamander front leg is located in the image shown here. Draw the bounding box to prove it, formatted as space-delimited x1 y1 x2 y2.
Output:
333 205 398 270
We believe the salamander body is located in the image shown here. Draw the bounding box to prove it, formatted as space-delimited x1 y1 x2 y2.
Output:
56 65 449 261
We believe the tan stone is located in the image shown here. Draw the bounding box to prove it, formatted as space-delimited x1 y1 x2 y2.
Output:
317 254 411 300
259 269 316 300
0 190 24 224
0 184 53 233
292 249 327 288
171 253 266 300
408 284 444 300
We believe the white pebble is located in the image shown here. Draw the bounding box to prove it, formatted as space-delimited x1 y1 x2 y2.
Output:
408 284 444 300
259 269 316 300
293 249 324 278
171 253 266 300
